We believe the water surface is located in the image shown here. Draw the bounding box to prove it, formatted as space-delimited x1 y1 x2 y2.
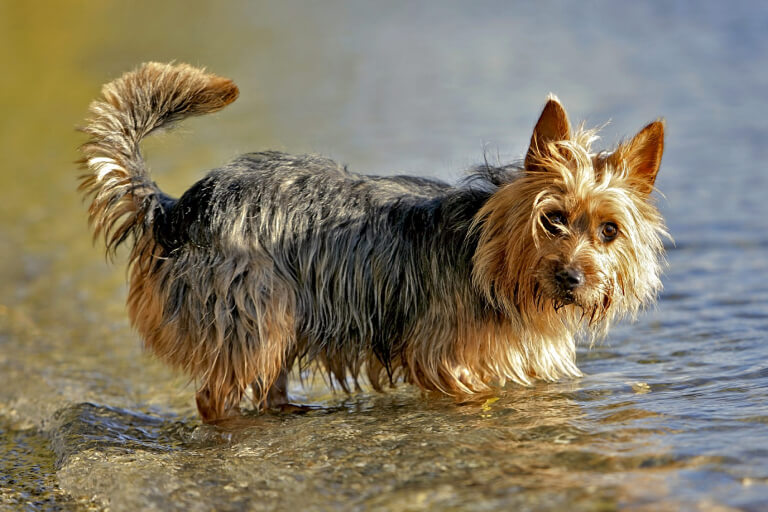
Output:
1 1 767 510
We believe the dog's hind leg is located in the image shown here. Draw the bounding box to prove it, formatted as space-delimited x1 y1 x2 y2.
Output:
196 379 244 423
266 369 289 407
252 351 295 409
195 335 293 421
191 280 297 422
252 367 289 409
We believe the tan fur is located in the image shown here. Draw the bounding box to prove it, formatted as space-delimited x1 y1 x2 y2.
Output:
468 99 667 394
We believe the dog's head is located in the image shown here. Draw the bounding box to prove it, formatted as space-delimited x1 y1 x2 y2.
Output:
473 96 668 334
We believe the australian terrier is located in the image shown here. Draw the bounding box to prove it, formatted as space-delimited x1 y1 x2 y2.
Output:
78 63 667 423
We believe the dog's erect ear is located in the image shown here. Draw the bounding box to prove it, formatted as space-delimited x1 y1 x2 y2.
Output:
609 120 665 195
525 95 572 170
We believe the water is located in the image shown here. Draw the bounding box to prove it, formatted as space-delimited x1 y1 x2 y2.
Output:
1 1 767 510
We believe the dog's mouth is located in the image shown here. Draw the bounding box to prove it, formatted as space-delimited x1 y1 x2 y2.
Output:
550 280 582 309
532 275 580 311
532 262 616 325
533 263 611 316
551 290 614 328
551 292 579 313
549 284 603 313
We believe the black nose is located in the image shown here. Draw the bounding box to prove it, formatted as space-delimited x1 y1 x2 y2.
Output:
555 267 585 291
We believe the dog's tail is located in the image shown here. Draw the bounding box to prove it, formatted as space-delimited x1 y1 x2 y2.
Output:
78 62 239 256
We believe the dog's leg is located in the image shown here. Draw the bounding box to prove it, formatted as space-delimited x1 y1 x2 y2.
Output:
253 354 314 413
264 368 289 408
195 380 243 424
253 352 294 409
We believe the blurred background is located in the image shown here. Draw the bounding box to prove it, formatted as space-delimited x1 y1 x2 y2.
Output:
1 1 767 510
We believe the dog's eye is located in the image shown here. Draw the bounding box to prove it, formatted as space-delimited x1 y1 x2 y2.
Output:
600 222 619 241
542 211 567 234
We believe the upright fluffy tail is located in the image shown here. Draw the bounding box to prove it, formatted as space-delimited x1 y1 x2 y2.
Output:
78 62 239 255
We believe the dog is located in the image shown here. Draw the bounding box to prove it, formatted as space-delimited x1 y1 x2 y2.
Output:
78 62 667 423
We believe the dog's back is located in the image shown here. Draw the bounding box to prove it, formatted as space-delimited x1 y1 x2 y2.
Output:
79 63 496 421
141 148 493 417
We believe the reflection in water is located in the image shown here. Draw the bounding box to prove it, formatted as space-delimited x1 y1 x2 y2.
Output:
45 382 740 510
47 387 629 510
1 1 768 510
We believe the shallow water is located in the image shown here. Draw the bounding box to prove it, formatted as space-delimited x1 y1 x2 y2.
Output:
2 1 768 510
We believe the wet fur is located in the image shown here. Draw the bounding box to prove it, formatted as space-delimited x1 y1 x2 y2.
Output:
78 63 667 422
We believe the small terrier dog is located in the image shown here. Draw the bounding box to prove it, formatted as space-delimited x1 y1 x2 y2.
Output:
79 63 667 423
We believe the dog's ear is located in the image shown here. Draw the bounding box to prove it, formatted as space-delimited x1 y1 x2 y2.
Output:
525 95 572 171
609 120 665 195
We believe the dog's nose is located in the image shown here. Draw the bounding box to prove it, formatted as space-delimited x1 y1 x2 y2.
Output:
555 267 585 291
